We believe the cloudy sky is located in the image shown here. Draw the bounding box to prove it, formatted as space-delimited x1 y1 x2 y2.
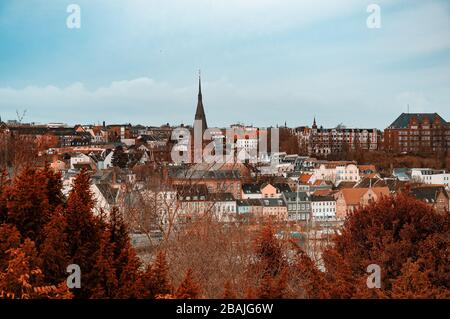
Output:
0 0 449 128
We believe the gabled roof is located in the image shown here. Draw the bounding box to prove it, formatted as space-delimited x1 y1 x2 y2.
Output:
371 187 390 198
95 183 119 205
339 186 390 203
335 181 357 189
339 188 368 205
355 177 386 189
411 186 448 203
299 173 313 184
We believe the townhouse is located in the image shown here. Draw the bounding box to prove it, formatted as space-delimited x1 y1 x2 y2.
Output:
282 192 311 221
410 186 449 214
335 187 390 219
311 195 336 221
410 168 450 189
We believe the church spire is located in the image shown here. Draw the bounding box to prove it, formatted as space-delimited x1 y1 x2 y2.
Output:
198 70 202 97
194 70 207 131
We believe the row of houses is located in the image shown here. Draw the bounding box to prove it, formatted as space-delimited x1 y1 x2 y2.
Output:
292 112 449 156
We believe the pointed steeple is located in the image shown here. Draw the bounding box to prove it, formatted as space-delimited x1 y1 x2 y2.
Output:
194 70 207 131
312 117 317 129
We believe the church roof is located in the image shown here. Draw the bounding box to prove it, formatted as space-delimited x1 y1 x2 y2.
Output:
194 73 208 131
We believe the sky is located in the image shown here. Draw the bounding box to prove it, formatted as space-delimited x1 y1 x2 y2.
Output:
0 0 449 128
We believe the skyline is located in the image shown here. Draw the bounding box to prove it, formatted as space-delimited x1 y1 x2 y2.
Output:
1 0 450 128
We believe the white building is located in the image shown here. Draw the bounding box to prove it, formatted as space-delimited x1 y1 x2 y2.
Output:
411 168 450 189
210 193 237 222
69 153 94 170
311 195 336 221
311 162 360 185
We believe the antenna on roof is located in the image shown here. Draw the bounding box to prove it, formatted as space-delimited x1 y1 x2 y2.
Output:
407 104 410 114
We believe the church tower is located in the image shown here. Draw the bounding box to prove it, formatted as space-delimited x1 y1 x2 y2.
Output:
194 72 208 132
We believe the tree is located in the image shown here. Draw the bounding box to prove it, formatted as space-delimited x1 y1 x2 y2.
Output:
0 224 21 270
222 280 236 299
253 224 286 277
255 270 288 299
321 193 449 298
390 259 449 299
141 251 172 299
64 169 103 298
108 207 143 298
0 169 9 224
41 164 64 211
112 146 129 169
249 224 288 299
90 230 119 299
175 269 201 299
38 208 70 284
292 248 327 299
5 167 52 242
0 238 71 299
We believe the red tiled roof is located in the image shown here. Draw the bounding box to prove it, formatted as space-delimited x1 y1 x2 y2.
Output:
298 173 313 184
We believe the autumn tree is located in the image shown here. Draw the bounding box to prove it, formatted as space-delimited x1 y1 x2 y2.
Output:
0 169 9 224
107 207 143 298
38 208 70 284
4 167 52 242
175 268 201 299
321 193 449 298
0 235 71 299
222 280 236 299
249 224 288 299
141 251 172 299
64 169 104 298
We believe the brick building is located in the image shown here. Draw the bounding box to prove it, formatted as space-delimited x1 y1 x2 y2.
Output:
384 113 449 154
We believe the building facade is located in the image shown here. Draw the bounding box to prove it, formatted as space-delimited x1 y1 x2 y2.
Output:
384 113 449 154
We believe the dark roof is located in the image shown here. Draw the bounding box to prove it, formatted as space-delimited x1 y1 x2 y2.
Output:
261 198 286 207
388 113 448 129
274 183 292 193
96 183 119 205
209 193 235 202
247 199 263 207
355 177 386 189
283 191 310 202
194 75 207 131
242 183 262 194
410 186 448 203
311 195 336 202
236 199 251 207
8 126 91 137
384 179 405 192
169 168 241 180
176 185 209 200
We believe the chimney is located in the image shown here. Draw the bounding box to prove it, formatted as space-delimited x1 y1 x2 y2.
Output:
103 121 106 128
